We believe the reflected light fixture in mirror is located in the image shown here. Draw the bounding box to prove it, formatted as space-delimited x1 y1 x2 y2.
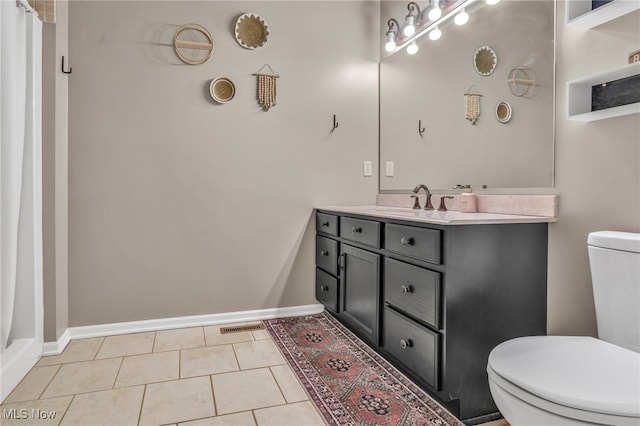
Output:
385 18 400 52
407 41 419 55
403 1 421 36
387 0 502 55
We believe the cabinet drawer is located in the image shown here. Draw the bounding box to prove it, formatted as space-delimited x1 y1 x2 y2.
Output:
383 306 440 390
340 217 381 248
384 258 441 329
316 236 338 276
316 268 338 312
385 224 441 264
316 212 339 237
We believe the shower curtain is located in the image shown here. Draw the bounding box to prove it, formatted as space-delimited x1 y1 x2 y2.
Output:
0 0 43 401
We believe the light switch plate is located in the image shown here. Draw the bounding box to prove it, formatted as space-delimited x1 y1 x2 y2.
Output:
385 161 394 177
363 161 373 177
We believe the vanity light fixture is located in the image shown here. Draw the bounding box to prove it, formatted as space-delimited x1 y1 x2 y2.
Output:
454 8 469 25
407 41 419 55
403 2 421 37
385 18 400 52
428 0 442 21
428 26 442 40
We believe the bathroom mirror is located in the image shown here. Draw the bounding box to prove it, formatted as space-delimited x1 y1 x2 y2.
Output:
379 0 555 191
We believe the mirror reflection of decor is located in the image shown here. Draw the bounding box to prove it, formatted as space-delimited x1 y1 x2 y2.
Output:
508 66 536 97
465 85 482 124
235 13 269 49
174 24 214 65
209 77 235 103
474 45 497 76
496 101 512 123
379 0 555 190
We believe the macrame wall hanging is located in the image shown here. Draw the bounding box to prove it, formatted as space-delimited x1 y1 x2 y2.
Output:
464 85 482 124
253 64 279 111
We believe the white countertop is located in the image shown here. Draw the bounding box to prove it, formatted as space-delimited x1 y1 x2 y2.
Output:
316 205 557 225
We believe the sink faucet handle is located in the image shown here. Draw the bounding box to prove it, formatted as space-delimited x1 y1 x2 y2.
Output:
410 195 421 209
437 196 454 211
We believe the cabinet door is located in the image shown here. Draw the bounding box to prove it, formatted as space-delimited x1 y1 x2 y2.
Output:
339 244 380 346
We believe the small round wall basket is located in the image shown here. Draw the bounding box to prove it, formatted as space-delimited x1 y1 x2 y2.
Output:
210 77 235 103
235 13 269 49
474 45 497 76
174 23 214 66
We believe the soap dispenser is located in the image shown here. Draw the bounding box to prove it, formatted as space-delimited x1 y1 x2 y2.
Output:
457 185 477 213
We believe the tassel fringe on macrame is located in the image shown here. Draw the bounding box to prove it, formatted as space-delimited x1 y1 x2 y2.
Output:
254 64 279 111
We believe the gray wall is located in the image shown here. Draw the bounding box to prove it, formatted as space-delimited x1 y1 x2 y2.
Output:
66 1 380 326
42 0 69 342
548 3 640 335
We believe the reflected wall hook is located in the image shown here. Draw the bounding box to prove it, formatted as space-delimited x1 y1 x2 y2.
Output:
331 114 339 132
418 120 425 136
61 56 72 74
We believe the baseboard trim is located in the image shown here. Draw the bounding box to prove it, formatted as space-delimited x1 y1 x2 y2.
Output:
42 304 324 355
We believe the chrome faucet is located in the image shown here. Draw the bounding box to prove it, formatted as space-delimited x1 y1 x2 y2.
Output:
413 184 434 210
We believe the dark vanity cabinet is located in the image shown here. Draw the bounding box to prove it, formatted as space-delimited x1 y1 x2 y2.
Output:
315 209 548 424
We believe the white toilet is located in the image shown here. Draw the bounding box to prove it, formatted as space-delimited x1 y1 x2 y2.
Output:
487 231 640 425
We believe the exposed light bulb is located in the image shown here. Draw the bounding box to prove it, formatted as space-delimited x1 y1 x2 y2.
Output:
454 9 469 25
486 0 500 5
428 5 442 21
407 41 419 55
385 39 396 52
428 27 441 41
403 16 416 37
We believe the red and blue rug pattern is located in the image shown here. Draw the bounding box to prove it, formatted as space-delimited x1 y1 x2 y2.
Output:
263 312 463 426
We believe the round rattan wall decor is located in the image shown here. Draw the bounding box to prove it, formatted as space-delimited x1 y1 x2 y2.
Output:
174 23 214 65
235 13 269 49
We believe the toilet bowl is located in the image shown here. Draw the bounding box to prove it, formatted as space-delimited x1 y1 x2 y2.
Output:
487 231 640 426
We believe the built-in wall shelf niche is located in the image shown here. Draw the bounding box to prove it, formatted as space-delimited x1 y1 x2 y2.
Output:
567 61 640 121
567 0 640 28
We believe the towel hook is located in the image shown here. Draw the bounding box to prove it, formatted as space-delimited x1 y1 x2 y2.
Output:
61 56 72 74
418 120 425 137
331 114 339 132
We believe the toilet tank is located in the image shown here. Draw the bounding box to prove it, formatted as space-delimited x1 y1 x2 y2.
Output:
588 231 640 353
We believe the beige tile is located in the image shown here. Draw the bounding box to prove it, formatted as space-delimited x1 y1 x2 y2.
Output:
254 401 325 426
211 368 285 415
270 365 307 403
115 351 179 388
180 345 238 378
154 328 204 352
179 411 256 425
96 332 155 359
233 340 285 370
204 325 254 346
0 396 72 426
3 365 61 403
60 386 144 426
41 358 122 398
139 377 215 426
37 338 104 366
251 330 271 340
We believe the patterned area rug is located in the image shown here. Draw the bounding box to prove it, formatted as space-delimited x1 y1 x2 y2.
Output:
263 312 463 426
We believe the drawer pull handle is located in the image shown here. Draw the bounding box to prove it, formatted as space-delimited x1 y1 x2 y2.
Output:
401 285 413 294
400 339 413 349
320 285 329 292
338 253 346 270
400 237 414 246
320 250 329 256
321 222 330 227
352 227 362 233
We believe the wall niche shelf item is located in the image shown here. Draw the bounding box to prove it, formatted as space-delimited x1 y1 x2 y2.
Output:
567 61 640 121
566 0 640 28
174 24 214 65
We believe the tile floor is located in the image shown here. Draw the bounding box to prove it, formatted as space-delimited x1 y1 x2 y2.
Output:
0 322 326 426
2 321 509 426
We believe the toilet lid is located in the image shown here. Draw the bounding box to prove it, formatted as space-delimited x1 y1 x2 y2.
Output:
488 336 640 417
